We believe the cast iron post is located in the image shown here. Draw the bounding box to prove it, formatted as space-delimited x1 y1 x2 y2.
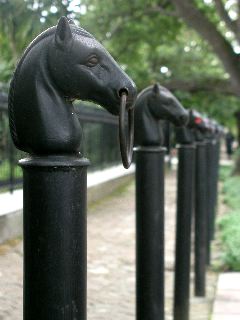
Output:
205 121 216 265
174 125 195 320
189 111 208 297
134 84 188 320
210 122 221 241
8 17 137 320
21 156 89 319
135 146 166 320
194 139 207 296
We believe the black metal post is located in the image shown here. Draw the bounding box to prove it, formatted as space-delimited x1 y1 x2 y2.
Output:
210 134 221 241
135 146 166 320
194 140 207 296
205 138 216 265
20 155 89 320
174 127 195 320
8 16 138 320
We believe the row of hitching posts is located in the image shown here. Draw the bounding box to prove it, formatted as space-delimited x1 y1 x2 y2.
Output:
18 92 223 319
136 109 223 320
19 107 223 320
9 17 222 320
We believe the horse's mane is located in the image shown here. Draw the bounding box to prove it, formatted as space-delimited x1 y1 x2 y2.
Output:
9 27 55 146
8 24 94 147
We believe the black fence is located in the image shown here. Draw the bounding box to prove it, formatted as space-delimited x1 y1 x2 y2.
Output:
76 103 121 169
0 97 121 193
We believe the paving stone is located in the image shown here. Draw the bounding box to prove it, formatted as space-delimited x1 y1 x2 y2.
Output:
212 273 240 319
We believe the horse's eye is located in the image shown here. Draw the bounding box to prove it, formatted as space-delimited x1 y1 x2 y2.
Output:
86 55 99 67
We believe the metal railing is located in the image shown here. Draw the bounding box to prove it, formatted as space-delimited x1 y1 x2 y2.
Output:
0 97 121 192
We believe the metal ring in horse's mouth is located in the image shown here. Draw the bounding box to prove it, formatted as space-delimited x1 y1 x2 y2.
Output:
119 92 134 169
118 88 134 111
118 87 129 97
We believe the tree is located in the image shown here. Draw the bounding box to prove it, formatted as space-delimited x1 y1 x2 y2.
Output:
173 0 240 164
77 0 238 127
168 0 240 170
1 0 240 137
78 0 240 172
170 0 240 95
0 0 74 82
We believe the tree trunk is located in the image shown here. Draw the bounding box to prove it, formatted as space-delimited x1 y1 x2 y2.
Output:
171 0 240 95
170 0 240 175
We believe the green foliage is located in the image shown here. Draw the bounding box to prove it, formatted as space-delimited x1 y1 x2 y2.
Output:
0 0 73 82
218 167 240 270
222 176 240 208
218 210 240 270
0 160 22 181
219 165 232 182
79 1 224 89
0 0 239 131
79 0 182 87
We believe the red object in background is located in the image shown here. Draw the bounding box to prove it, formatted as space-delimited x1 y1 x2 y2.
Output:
195 117 202 124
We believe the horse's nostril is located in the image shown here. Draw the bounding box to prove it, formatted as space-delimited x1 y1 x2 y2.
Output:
118 87 129 97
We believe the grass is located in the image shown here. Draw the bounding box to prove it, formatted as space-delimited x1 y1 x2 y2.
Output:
218 165 240 271
219 165 232 182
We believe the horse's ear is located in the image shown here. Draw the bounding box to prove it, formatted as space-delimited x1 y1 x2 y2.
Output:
153 83 160 95
68 18 76 25
55 16 73 49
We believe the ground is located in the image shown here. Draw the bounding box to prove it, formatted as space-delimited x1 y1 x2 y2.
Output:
0 170 219 320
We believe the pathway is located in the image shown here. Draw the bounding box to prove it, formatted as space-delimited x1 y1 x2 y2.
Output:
0 170 218 320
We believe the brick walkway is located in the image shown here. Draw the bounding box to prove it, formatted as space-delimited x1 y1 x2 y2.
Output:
0 171 218 320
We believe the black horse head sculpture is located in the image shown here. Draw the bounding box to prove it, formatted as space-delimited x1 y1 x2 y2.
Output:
134 83 188 146
8 17 137 155
187 110 206 142
203 117 216 140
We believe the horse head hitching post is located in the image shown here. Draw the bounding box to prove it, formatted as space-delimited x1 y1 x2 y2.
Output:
134 83 188 320
8 17 136 320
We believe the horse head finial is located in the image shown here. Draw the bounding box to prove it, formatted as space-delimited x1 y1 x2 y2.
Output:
8 17 137 156
134 84 188 147
188 110 206 142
